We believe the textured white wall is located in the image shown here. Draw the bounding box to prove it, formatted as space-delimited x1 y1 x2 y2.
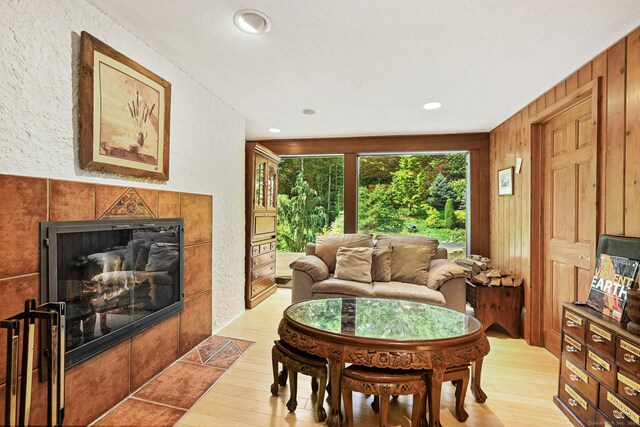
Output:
0 0 246 330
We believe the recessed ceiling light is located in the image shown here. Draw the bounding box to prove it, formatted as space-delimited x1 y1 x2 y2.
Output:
234 9 271 34
302 109 316 115
268 127 282 133
422 101 442 110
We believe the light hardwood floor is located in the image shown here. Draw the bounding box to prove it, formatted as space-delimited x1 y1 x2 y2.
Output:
177 289 571 426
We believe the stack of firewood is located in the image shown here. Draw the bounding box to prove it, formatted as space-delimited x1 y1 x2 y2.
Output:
455 255 523 287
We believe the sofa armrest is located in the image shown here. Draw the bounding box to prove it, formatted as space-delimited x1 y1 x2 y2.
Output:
291 269 316 304
426 259 467 290
289 255 329 281
439 277 467 313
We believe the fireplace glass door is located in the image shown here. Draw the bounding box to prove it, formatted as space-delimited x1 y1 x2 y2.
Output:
41 219 184 366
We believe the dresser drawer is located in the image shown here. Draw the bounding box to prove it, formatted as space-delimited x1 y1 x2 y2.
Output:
252 245 260 255
260 242 272 253
270 241 276 251
561 356 599 404
564 334 586 368
587 349 616 389
559 378 596 425
617 369 640 410
617 339 640 377
587 321 616 360
251 262 275 281
599 386 640 426
250 275 274 297
564 309 586 341
252 251 275 268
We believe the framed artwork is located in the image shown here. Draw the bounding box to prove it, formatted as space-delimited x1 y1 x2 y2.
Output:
498 167 513 196
79 32 171 181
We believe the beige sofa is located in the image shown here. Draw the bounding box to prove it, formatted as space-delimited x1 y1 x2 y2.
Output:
289 234 467 312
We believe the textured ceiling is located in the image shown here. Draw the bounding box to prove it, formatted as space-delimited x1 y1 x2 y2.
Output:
89 1 640 140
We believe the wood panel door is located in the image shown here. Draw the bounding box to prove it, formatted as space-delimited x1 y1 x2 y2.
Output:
543 98 597 356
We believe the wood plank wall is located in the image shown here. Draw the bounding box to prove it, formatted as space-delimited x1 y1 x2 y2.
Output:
256 133 491 256
490 27 640 345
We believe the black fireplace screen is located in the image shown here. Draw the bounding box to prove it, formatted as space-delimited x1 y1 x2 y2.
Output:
40 219 184 367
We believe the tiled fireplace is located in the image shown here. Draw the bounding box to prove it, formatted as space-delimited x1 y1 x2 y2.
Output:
0 174 213 426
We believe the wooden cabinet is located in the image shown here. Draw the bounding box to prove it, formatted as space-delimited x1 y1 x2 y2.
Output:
555 303 640 426
245 143 280 308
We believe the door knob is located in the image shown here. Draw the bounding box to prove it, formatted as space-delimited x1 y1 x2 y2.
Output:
578 255 590 261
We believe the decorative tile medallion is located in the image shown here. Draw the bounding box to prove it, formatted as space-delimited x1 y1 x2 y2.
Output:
101 188 155 219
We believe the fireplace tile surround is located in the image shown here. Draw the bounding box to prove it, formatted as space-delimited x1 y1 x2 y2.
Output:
0 173 213 425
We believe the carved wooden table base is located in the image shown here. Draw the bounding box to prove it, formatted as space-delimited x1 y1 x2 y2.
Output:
278 319 490 427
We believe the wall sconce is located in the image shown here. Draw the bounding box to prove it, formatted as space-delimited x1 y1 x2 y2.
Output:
515 157 523 174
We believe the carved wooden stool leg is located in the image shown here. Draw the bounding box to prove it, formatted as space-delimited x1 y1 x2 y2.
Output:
453 369 470 421
371 394 380 413
342 387 353 427
316 373 328 422
379 391 390 427
311 376 319 393
278 366 288 386
471 358 487 403
411 391 426 427
270 345 280 396
286 369 298 412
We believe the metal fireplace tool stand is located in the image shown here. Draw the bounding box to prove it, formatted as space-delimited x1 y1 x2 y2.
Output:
1 300 65 426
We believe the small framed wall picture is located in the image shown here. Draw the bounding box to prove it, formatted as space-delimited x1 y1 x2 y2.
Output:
498 167 514 196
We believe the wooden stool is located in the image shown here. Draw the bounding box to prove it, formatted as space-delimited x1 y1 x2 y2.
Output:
425 365 471 423
270 340 327 422
341 366 426 427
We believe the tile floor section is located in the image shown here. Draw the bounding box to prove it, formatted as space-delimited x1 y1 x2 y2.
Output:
91 335 254 426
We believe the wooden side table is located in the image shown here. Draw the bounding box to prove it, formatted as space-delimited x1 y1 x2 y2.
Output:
466 281 523 338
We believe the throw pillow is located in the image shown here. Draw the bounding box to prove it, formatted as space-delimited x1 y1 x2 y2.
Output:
315 233 374 272
289 255 330 282
426 259 468 290
371 246 392 282
334 247 374 283
375 234 439 256
390 243 433 286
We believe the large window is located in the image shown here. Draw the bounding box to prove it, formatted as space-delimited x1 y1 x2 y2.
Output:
358 153 468 258
277 156 344 253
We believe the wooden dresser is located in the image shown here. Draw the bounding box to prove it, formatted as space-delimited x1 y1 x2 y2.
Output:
555 302 640 426
245 143 280 308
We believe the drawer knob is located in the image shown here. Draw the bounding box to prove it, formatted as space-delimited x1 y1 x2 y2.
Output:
613 410 626 420
591 334 605 343
565 345 578 353
252 285 257 292
567 398 578 407
591 362 605 371
624 386 638 396
624 353 638 363
569 374 580 382
565 320 578 328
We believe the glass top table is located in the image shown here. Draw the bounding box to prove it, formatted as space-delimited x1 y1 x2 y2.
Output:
278 297 490 427
285 297 482 341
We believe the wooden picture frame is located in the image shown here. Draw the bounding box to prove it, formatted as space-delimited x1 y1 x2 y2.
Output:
79 31 171 181
498 167 513 196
